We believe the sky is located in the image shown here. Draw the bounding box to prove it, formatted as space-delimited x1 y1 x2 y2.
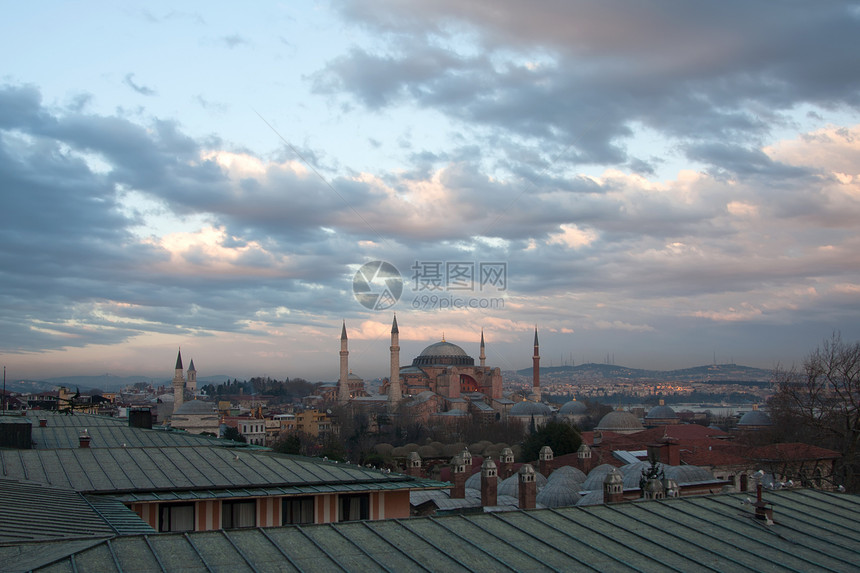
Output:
2 1 860 382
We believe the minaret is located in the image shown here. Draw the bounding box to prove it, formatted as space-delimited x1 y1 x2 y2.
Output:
172 349 185 412
338 321 350 404
186 359 197 394
479 330 486 368
531 327 541 401
389 314 402 406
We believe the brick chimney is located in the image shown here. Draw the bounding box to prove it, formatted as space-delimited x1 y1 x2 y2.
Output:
79 431 91 448
754 482 774 525
538 445 553 477
450 455 467 499
406 451 423 477
498 447 515 479
39 418 47 428
518 464 537 509
577 443 592 473
481 458 498 507
603 468 623 504
647 439 680 466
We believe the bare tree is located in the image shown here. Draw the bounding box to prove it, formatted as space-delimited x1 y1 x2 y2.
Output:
770 332 860 491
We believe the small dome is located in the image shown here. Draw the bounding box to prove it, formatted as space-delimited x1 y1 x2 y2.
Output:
596 410 643 432
498 472 548 497
645 404 677 420
536 482 581 508
510 401 552 417
546 465 587 486
174 400 217 415
559 400 587 415
582 464 619 490
738 409 772 427
407 451 421 462
465 471 481 490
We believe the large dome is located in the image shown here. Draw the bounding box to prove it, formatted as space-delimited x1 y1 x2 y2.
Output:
645 404 677 420
596 410 643 433
559 400 587 416
738 409 772 427
510 401 552 417
412 340 475 367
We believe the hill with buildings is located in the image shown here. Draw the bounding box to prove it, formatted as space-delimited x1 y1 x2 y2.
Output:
515 362 772 383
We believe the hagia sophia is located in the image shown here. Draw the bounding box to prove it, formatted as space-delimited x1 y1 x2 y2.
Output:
334 315 546 423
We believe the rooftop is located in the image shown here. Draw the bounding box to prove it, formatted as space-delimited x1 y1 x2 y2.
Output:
6 489 859 572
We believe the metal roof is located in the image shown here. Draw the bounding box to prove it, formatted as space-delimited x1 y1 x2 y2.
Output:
0 446 447 496
11 489 860 572
0 479 154 544
19 411 248 450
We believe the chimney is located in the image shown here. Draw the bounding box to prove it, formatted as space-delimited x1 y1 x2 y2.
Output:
539 445 553 477
603 468 624 504
577 443 592 473
129 407 153 429
450 455 467 499
406 451 423 477
481 458 498 507
79 431 91 448
498 447 515 479
39 418 47 428
593 431 602 446
754 482 774 525
518 464 537 509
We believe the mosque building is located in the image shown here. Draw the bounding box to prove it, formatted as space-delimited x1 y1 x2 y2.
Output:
336 316 527 421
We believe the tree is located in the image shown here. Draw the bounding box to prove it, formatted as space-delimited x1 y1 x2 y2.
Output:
222 426 247 443
769 332 860 491
520 420 582 463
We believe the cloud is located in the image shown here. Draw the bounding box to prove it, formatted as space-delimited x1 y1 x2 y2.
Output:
123 73 157 96
220 34 248 49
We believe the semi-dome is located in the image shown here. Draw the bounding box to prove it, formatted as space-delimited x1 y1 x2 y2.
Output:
412 340 475 367
559 400 587 416
596 410 643 433
738 409 772 427
173 400 217 416
509 401 552 417
645 404 677 420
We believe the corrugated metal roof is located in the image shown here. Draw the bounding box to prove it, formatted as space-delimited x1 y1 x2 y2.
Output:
14 489 860 572
0 446 447 496
0 479 154 544
20 411 250 450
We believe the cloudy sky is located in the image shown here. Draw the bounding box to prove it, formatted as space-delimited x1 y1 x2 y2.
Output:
2 1 860 382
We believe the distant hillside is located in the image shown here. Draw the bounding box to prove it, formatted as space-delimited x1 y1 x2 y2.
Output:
514 362 771 382
5 374 231 393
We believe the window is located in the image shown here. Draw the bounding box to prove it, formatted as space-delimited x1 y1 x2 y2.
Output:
160 503 195 532
222 500 256 529
339 494 369 522
283 496 314 525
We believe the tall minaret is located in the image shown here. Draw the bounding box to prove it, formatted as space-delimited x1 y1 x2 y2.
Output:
173 349 185 412
186 359 197 394
389 314 402 406
479 329 486 368
531 327 541 402
338 321 350 404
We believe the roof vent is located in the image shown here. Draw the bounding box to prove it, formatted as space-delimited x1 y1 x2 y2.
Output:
39 418 47 427
79 430 91 448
